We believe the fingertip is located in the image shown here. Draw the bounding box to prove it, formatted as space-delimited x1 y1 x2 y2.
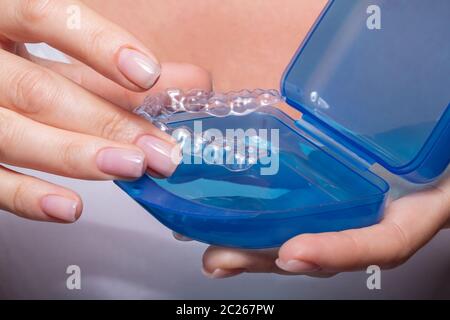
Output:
73 193 84 221
40 193 83 223
203 246 281 275
278 233 322 263
116 47 161 91
154 63 213 93
201 267 245 279
202 246 223 268
179 63 212 91
202 248 246 278
202 246 238 271
135 135 180 178
275 258 320 273
172 231 193 241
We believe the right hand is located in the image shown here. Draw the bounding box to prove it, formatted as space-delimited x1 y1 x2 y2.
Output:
0 0 211 223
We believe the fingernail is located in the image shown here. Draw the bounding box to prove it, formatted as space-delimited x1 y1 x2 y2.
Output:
201 268 245 279
172 231 192 242
275 259 320 273
117 48 161 89
136 135 181 177
96 147 146 178
41 195 79 222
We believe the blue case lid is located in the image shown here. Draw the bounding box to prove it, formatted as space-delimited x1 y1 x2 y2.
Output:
281 0 450 183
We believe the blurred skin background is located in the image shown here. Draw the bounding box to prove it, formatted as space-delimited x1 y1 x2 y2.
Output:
83 0 327 117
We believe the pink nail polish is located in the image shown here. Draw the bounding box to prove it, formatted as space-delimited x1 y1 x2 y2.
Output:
201 268 244 279
275 259 320 273
41 195 79 222
117 48 161 89
97 148 146 178
136 135 181 177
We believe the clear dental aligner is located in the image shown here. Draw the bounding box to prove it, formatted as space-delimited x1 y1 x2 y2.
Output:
135 88 282 127
134 89 282 171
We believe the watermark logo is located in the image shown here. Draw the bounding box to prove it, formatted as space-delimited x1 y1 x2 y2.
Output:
66 265 81 290
366 5 382 30
66 5 81 30
366 265 381 290
172 121 280 176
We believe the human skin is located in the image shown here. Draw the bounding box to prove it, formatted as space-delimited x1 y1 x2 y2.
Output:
3 0 447 277
81 0 450 278
83 0 328 117
0 0 211 222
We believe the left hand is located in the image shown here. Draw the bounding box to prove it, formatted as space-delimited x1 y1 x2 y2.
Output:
201 174 450 279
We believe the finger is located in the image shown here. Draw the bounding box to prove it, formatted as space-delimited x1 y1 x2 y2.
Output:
172 231 193 242
0 50 181 177
1 0 160 90
0 165 82 223
437 172 450 227
0 49 168 139
436 170 450 207
30 56 212 110
202 176 450 277
277 186 450 273
0 107 148 180
201 246 337 279
202 247 276 279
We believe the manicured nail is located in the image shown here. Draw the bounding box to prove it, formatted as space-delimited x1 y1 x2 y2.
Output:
172 231 192 241
275 259 320 273
118 48 161 89
41 195 78 222
202 268 245 279
96 148 146 178
136 135 181 177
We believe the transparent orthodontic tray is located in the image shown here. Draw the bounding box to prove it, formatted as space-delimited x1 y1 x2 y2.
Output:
116 106 388 248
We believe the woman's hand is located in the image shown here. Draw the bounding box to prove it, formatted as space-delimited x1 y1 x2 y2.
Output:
201 174 450 278
0 0 211 223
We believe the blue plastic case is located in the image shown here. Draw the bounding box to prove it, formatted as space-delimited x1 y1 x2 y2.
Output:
116 0 450 248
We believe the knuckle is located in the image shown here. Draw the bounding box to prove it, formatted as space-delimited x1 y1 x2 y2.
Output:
84 27 110 57
186 64 212 90
18 0 54 26
10 68 58 115
11 178 32 216
385 222 413 268
385 253 410 269
0 110 13 146
98 112 135 142
435 185 450 215
0 109 22 155
58 140 85 175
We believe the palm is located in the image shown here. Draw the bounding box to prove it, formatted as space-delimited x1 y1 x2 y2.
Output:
201 174 450 278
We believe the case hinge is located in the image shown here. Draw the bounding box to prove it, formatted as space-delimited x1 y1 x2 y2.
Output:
295 113 374 172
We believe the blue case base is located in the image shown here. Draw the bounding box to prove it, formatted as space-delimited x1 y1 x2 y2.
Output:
115 107 388 248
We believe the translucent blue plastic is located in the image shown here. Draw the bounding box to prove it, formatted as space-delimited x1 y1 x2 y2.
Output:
116 107 388 248
115 0 449 248
282 0 450 183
